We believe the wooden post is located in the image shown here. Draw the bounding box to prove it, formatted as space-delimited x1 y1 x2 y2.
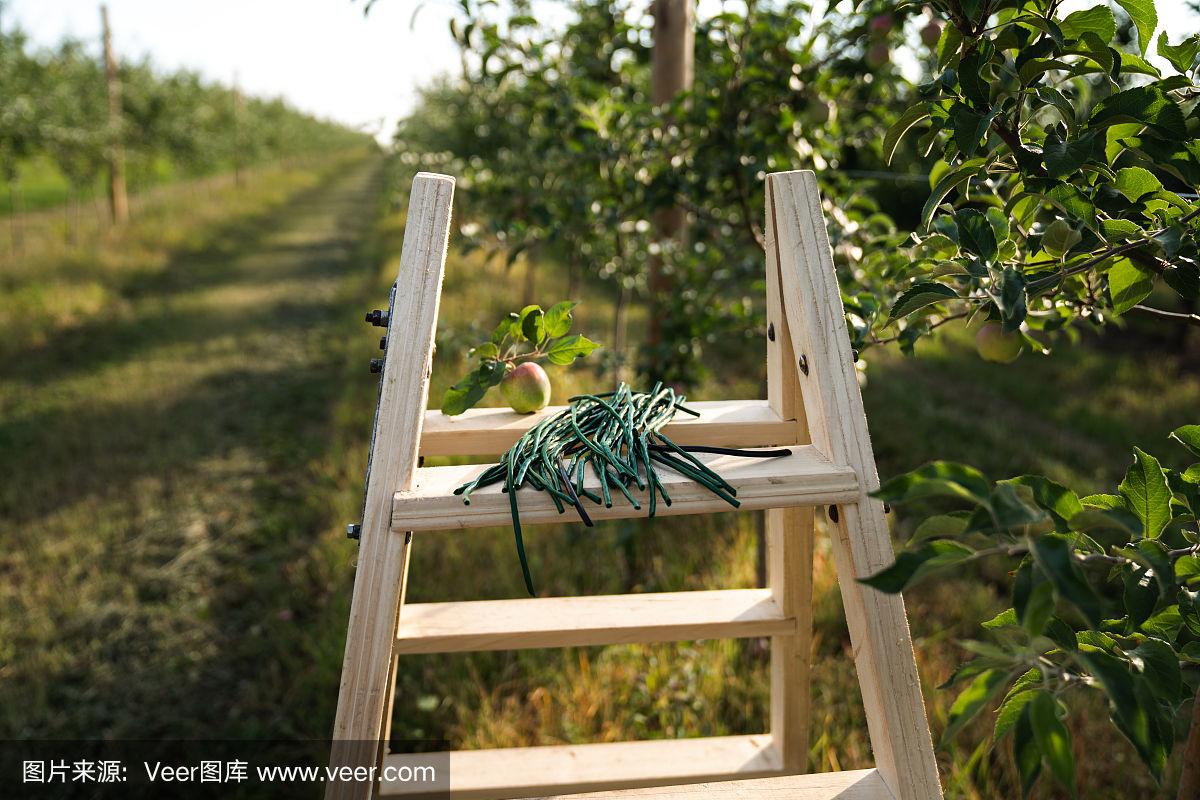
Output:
233 76 245 188
100 5 128 224
647 0 694 360
326 173 455 800
767 170 942 800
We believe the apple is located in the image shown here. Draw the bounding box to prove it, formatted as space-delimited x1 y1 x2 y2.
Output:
975 322 1023 363
920 20 942 48
866 43 890 69
806 97 835 125
500 362 552 413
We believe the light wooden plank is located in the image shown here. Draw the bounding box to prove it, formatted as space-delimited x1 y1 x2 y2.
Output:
419 399 800 458
768 171 941 800
326 173 455 800
391 446 858 532
395 588 794 654
380 735 782 799
536 769 894 800
764 172 815 774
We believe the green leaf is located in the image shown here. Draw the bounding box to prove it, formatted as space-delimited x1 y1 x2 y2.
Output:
1170 425 1200 457
519 305 545 344
1044 132 1096 179
1068 507 1142 538
1164 261 1200 300
1129 638 1181 702
1118 52 1161 77
1124 562 1159 626
1119 447 1172 538
492 314 517 344
1080 493 1125 510
1140 604 1183 638
1115 0 1157 56
1157 31 1200 73
469 341 500 360
1114 166 1163 201
956 208 998 262
1088 85 1187 139
941 668 1009 745
1030 533 1105 627
887 281 960 324
542 300 576 338
1014 559 1057 635
994 682 1041 743
1014 705 1042 797
440 360 508 416
1042 220 1082 258
874 461 992 505
1058 5 1116 42
950 102 996 158
1108 259 1154 315
959 45 993 108
937 23 962 69
884 103 932 165
989 483 1047 529
859 540 976 593
1029 691 1077 797
912 512 970 542
922 159 986 229
1076 648 1169 777
544 334 600 366
1036 87 1077 132
982 608 1018 629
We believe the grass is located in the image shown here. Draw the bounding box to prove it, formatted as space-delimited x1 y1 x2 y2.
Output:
1 154 1196 798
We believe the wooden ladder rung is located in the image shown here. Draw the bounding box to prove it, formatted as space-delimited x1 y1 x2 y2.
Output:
535 768 893 799
395 588 795 654
379 735 782 799
391 445 858 532
418 399 801 458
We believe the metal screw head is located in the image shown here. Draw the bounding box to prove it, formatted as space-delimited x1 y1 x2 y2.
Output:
365 310 389 327
767 322 776 342
827 505 839 523
346 523 362 540
798 355 809 375
369 358 384 374
379 336 387 350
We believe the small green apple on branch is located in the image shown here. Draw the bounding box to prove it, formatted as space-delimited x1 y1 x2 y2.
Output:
441 301 601 416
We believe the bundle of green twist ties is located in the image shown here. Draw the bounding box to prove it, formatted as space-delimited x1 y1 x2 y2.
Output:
454 382 792 594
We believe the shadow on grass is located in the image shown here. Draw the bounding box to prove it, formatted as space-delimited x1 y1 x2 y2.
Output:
1 154 388 759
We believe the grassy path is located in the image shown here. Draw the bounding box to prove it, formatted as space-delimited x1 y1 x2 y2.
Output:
0 151 385 745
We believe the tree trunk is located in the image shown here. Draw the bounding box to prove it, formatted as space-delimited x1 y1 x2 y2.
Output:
1179 687 1200 800
101 5 129 224
7 181 21 258
612 282 630 382
647 0 694 368
523 251 538 305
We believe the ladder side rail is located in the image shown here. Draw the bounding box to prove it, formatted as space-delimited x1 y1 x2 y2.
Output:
767 170 942 800
764 174 816 773
327 172 455 800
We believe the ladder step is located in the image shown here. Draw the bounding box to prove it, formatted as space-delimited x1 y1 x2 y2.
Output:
392 445 858 532
395 589 794 654
380 735 782 799
420 399 799 458
536 768 891 799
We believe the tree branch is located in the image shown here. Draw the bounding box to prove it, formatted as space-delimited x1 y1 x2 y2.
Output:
1132 304 1200 327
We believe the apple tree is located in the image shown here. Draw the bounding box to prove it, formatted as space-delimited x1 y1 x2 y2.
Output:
858 0 1200 796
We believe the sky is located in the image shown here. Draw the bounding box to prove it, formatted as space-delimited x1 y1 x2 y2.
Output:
5 0 1199 142
4 0 470 140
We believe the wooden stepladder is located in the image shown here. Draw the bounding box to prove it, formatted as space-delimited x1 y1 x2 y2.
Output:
327 171 943 800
